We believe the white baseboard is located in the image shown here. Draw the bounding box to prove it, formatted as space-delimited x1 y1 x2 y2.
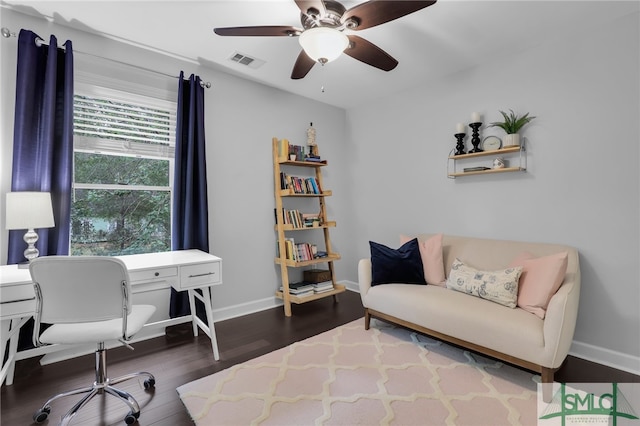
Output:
570 340 640 376
339 279 360 293
212 296 281 322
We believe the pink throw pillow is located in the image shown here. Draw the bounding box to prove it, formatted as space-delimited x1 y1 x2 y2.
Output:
509 251 569 319
400 234 446 286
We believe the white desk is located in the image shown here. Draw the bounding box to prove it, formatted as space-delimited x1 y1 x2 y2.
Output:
0 249 222 386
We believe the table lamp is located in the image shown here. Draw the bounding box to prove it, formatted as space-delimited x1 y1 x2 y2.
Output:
5 191 55 266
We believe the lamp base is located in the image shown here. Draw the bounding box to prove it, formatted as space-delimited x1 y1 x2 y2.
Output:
23 228 40 263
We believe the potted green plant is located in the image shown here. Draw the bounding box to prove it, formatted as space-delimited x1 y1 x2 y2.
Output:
488 109 536 147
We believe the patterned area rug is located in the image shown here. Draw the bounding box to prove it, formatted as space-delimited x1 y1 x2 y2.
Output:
178 318 539 425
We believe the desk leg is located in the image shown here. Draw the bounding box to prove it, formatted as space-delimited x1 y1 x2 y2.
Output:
1 319 9 367
1 317 27 386
187 288 220 361
187 290 198 337
201 287 219 361
0 319 10 386
5 319 20 385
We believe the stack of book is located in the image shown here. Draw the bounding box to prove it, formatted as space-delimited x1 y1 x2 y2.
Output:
312 281 334 294
280 281 314 298
304 154 324 163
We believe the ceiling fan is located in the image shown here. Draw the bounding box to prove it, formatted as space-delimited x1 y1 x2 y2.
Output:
214 0 437 79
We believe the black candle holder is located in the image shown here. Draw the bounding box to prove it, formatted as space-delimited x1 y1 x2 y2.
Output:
469 122 483 153
454 133 466 155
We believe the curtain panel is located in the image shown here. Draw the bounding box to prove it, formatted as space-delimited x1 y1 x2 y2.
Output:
170 71 209 318
8 29 74 265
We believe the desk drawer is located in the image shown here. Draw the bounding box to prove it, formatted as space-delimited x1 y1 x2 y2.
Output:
179 262 221 290
1 299 35 319
1 284 35 304
129 267 178 284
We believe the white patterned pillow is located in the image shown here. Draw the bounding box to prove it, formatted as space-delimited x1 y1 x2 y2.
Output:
445 258 522 308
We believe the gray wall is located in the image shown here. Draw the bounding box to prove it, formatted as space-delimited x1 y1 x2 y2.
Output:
344 11 639 373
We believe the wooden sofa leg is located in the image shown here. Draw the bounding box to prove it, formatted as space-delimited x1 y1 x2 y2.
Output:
541 367 555 403
364 309 371 330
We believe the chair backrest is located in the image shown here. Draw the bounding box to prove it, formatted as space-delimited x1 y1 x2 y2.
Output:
29 256 132 324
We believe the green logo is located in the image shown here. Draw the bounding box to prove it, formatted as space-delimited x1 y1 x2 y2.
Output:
540 383 639 425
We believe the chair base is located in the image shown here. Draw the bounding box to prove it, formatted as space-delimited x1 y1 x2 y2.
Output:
33 343 155 425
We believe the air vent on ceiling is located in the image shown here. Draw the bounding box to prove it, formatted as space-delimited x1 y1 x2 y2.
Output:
228 52 265 69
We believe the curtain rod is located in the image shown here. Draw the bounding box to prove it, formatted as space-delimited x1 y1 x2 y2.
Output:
1 27 212 89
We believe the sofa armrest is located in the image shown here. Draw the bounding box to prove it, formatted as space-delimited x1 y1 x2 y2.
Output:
358 258 373 298
543 264 581 368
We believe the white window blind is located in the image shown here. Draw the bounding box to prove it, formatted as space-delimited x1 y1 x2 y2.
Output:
73 84 176 159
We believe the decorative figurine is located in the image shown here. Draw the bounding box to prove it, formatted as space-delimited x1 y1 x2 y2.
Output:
469 122 483 153
454 133 466 155
306 122 318 157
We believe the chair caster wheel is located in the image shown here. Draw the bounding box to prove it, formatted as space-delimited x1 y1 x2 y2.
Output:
124 411 139 424
33 406 51 423
144 378 155 389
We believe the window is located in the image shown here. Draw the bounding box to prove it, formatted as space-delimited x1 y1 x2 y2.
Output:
71 84 176 256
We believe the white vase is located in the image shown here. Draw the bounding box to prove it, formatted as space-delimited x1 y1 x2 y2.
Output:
503 133 520 147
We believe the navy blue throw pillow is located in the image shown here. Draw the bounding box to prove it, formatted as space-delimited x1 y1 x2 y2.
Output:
369 238 426 286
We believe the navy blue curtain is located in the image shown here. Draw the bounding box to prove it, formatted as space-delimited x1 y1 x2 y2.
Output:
7 30 73 352
170 71 209 317
8 30 73 265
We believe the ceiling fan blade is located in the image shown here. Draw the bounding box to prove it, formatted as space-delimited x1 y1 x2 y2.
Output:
342 0 436 31
214 26 302 37
344 35 398 71
291 49 316 79
294 0 327 17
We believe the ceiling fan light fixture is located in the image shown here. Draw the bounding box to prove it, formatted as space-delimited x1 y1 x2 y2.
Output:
299 27 349 64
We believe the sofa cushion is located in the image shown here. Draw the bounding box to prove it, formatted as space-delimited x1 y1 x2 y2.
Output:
400 233 446 286
509 251 569 319
370 238 426 286
446 258 522 308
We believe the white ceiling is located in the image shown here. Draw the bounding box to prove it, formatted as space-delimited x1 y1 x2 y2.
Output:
2 1 637 109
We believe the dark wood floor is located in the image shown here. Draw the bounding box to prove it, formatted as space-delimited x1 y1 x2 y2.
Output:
2 290 638 425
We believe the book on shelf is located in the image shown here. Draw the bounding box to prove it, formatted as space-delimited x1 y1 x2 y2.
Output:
277 238 321 262
279 280 333 296
290 144 306 161
312 280 334 293
281 283 314 293
279 287 314 298
278 172 322 195
275 208 322 228
278 141 313 162
304 156 325 163
289 281 314 290
280 281 315 296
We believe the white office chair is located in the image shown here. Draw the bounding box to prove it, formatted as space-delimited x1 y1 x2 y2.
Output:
29 256 157 425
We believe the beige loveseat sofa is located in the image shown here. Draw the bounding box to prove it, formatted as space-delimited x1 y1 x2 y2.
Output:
358 234 580 392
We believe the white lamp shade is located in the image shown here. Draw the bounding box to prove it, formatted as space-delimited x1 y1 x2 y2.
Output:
299 27 349 64
5 192 55 230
